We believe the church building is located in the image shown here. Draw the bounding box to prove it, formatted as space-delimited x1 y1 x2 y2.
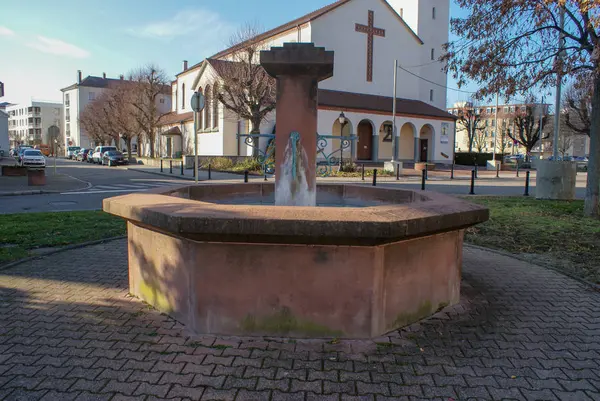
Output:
158 0 456 164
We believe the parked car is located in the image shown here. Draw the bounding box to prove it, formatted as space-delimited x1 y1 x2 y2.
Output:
76 148 91 161
17 146 33 164
102 151 128 166
20 149 46 168
91 146 117 164
66 146 81 159
34 144 51 157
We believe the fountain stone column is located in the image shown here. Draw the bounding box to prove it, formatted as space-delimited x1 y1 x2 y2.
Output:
261 43 334 206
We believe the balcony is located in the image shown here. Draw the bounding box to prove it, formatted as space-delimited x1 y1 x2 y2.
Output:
65 101 70 107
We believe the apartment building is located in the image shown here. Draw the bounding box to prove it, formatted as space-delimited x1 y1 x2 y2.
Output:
447 102 550 155
6 101 63 148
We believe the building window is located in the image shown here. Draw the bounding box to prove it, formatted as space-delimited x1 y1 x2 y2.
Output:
503 106 509 113
431 48 435 60
509 106 515 113
65 94 70 107
429 89 434 101
204 84 211 130
89 92 95 101
212 84 219 129
182 83 186 109
432 7 436 19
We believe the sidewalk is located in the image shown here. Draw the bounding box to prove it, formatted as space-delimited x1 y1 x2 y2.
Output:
0 239 598 400
0 173 90 196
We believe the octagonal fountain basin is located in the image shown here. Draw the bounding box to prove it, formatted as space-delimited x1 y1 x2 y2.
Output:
103 183 488 338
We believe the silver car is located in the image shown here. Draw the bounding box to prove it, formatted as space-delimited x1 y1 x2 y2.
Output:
20 149 46 168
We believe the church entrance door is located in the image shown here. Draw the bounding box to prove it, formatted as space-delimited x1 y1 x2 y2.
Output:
357 121 373 160
419 139 428 162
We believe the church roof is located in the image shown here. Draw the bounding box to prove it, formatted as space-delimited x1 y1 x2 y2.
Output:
319 89 457 120
61 76 128 92
179 0 422 76
159 111 194 127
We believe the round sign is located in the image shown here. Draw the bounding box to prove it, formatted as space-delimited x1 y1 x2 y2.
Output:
191 91 205 112
68 140 73 145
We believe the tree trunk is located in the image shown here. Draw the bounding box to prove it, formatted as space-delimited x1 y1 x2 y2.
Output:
250 118 261 158
584 73 600 217
149 135 155 158
126 137 132 160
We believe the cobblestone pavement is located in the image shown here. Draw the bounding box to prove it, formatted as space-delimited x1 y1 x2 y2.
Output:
0 240 599 401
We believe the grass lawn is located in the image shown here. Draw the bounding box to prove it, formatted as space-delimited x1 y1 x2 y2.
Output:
0 211 126 265
465 197 600 284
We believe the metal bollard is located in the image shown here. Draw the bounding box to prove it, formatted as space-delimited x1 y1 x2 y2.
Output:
180 161 184 176
160 159 163 173
421 169 426 190
361 164 365 181
372 169 377 186
474 164 478 179
469 170 476 195
496 163 500 178
396 163 400 181
451 162 455 180
169 160 172 174
516 163 520 177
244 170 249 183
524 170 530 196
208 164 212 180
193 161 196 178
424 168 428 181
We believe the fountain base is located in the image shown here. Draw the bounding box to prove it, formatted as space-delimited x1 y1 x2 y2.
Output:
104 183 487 338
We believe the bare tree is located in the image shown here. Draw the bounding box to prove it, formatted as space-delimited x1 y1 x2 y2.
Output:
443 0 600 216
508 102 549 161
558 129 574 158
499 127 510 155
472 128 488 153
79 95 112 146
105 82 141 159
565 74 593 137
129 64 170 158
456 103 487 152
215 23 276 155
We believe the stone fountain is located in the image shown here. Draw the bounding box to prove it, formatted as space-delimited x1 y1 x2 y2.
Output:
104 43 488 338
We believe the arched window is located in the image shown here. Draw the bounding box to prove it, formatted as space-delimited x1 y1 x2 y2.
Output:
181 83 186 110
212 84 219 129
204 84 211 130
197 87 203 129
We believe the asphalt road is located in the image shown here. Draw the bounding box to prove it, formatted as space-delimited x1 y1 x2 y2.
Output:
0 158 191 214
0 158 589 214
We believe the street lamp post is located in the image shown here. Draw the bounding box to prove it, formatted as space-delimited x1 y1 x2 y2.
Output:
53 139 58 175
338 111 347 169
191 91 205 184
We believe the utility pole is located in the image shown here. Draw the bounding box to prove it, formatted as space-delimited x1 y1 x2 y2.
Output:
553 7 565 159
391 60 398 162
493 92 499 162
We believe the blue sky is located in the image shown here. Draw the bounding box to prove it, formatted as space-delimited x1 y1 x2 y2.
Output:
0 0 471 107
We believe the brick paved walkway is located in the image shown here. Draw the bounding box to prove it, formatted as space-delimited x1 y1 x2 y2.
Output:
0 240 599 401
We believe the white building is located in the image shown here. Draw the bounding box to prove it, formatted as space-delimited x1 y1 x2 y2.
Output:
6 101 63 149
160 0 456 164
61 71 171 156
0 110 8 156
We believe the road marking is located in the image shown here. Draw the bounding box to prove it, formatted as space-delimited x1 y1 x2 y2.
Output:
93 185 124 190
60 189 150 195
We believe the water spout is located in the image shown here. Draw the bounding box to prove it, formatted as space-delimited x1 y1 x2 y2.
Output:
275 132 316 206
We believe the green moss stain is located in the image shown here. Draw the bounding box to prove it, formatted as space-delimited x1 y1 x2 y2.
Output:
389 301 433 330
436 302 449 312
138 280 174 313
240 307 343 337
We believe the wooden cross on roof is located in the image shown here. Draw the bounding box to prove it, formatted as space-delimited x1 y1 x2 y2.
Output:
355 10 385 82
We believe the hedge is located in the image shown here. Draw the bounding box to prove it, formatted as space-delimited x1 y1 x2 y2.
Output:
455 152 503 166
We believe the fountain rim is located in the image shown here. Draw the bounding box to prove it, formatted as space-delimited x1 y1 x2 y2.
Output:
103 183 488 246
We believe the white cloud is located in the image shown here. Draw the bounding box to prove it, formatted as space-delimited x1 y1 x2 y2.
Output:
27 36 90 59
129 9 233 41
0 26 15 36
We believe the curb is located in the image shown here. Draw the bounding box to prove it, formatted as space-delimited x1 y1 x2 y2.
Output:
126 167 196 181
0 236 127 272
464 243 600 291
0 173 92 197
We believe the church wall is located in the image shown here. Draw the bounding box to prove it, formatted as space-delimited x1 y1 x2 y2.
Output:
176 68 201 114
311 0 422 100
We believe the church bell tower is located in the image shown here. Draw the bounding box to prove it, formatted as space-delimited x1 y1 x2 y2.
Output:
386 0 450 110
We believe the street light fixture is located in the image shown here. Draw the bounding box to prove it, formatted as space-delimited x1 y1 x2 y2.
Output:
191 91 205 184
338 111 347 169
